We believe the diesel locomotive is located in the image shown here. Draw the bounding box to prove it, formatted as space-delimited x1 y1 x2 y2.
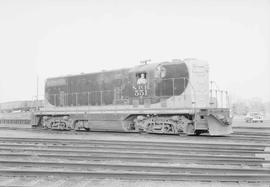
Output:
32 58 233 135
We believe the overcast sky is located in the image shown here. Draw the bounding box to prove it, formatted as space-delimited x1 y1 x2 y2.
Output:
0 0 269 103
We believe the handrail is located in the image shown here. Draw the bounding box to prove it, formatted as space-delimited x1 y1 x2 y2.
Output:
209 81 229 108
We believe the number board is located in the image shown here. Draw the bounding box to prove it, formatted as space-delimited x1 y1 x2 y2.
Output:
133 85 148 97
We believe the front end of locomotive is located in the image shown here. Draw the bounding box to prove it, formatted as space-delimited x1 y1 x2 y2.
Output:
182 58 233 135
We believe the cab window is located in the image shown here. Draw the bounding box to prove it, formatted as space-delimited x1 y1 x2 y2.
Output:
136 72 147 85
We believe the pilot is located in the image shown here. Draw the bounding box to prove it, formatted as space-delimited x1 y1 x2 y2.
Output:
137 73 147 85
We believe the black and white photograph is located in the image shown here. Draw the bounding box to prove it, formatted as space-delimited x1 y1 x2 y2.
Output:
0 0 269 186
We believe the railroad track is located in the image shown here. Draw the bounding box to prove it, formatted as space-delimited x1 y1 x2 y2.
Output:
0 136 268 149
0 130 269 186
1 126 270 144
1 160 270 174
1 170 270 182
0 142 267 156
37 131 270 143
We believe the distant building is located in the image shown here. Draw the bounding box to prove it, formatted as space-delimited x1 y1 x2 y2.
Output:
0 100 44 113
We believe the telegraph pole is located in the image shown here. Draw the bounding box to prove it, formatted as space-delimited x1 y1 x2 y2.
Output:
36 75 39 110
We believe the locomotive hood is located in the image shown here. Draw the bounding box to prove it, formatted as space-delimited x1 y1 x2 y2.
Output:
128 63 158 73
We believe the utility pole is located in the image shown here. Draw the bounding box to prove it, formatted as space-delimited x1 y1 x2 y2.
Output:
210 81 213 107
36 75 39 111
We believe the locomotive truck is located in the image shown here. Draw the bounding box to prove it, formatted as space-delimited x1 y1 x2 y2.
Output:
32 58 233 135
